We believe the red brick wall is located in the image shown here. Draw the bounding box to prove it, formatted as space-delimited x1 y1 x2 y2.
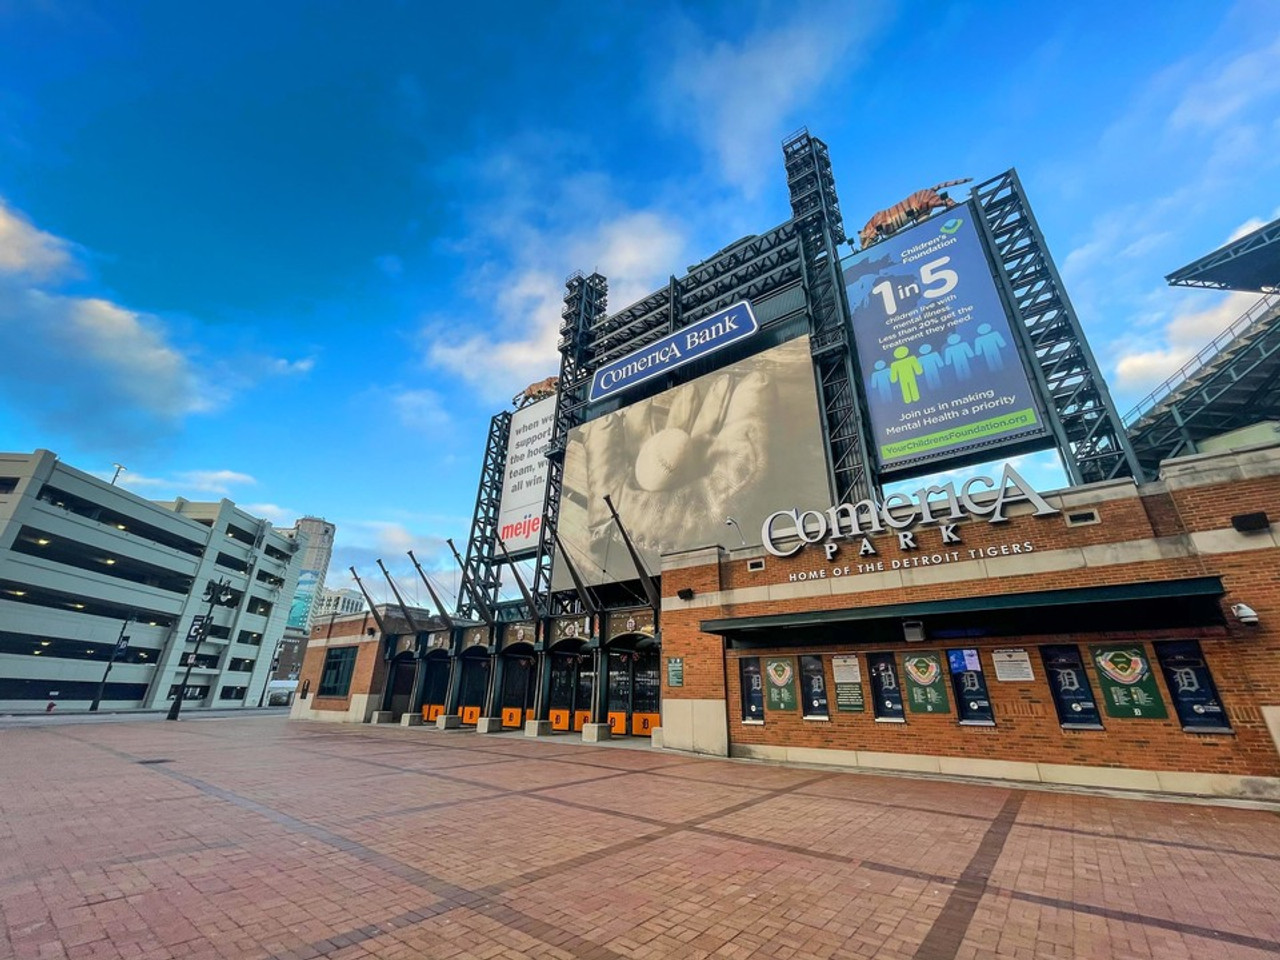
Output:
661 470 1280 778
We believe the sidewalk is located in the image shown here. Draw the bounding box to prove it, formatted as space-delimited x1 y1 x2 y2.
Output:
3 715 1279 959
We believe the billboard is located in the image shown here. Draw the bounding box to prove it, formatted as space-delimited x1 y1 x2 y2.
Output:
287 569 320 632
497 396 557 553
588 301 759 403
843 202 1048 472
554 336 830 589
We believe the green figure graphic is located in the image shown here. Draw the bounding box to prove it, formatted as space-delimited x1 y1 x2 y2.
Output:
889 345 924 403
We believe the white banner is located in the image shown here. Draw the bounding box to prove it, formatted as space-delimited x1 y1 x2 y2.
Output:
497 397 556 553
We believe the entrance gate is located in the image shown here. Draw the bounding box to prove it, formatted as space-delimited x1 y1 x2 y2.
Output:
457 648 490 725
548 644 593 732
419 650 449 722
499 647 536 728
606 641 660 737
385 652 416 720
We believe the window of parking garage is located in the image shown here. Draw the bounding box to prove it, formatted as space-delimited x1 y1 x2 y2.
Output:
215 552 249 573
318 647 357 697
34 486 205 556
0 477 19 494
219 685 247 701
0 630 160 664
247 597 273 617
0 580 174 626
11 526 194 593
167 684 210 701
0 678 148 701
264 544 290 562
237 630 263 646
225 523 256 545
227 657 255 672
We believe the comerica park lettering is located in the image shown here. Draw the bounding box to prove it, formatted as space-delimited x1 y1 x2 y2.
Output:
761 463 1058 560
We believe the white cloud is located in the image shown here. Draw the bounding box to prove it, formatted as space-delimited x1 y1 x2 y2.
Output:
423 197 686 403
391 388 451 431
240 503 298 525
114 467 258 497
658 3 885 196
1167 34 1280 133
0 196 312 449
0 199 74 280
1113 290 1261 391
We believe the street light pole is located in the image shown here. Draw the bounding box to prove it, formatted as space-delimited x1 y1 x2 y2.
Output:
89 616 132 712
167 578 233 721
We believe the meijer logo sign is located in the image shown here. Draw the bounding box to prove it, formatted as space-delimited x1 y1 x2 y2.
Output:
588 301 759 403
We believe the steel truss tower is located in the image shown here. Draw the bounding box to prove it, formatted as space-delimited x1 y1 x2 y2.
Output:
457 411 510 620
973 170 1144 484
783 129 874 502
531 271 609 616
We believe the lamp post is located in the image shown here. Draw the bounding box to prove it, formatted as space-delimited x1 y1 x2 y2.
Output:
255 637 285 708
167 577 234 721
89 615 132 712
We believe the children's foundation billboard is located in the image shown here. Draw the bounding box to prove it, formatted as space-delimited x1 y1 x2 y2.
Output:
843 203 1049 473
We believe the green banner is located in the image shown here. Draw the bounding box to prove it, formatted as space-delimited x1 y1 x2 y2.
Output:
903 652 951 714
880 408 1039 460
1090 645 1167 719
764 658 799 711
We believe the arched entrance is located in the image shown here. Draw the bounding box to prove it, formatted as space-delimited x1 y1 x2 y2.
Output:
606 634 660 737
499 643 537 728
384 651 416 720
419 649 450 722
457 646 491 725
547 639 594 732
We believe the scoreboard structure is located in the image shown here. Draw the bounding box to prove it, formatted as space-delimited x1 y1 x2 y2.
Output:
434 130 1140 737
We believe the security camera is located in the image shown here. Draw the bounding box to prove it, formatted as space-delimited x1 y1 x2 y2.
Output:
1231 603 1259 625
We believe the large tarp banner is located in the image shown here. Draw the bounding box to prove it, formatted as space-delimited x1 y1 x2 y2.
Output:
843 202 1048 472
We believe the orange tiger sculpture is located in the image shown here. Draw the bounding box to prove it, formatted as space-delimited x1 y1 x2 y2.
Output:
858 179 972 250
513 376 559 408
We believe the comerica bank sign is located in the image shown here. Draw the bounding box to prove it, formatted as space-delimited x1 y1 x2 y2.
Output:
588 301 759 403
762 463 1059 560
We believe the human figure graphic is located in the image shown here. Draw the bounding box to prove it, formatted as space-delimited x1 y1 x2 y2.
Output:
889 345 924 404
944 333 974 380
917 343 945 390
870 360 893 402
973 322 1007 372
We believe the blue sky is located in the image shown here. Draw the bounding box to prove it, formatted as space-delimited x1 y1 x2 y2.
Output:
1 1 1277 606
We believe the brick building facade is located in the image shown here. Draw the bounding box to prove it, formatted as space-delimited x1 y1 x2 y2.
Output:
657 444 1280 800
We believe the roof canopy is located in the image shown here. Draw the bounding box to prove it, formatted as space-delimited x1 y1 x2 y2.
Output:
1167 217 1280 293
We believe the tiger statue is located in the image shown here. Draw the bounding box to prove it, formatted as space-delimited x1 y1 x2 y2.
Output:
512 376 559 408
858 179 972 250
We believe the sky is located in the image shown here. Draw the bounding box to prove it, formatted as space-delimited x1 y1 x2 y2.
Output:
1 0 1278 607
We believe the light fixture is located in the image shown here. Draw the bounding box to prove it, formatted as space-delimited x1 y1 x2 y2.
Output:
1231 603 1260 626
724 517 747 547
676 587 696 601
35 538 50 546
102 558 116 565
39 641 50 646
7 589 26 597
116 524 127 531
70 603 85 610
903 620 926 643
33 650 41 656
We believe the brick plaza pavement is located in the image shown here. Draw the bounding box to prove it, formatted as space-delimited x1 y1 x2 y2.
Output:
2 716 1280 960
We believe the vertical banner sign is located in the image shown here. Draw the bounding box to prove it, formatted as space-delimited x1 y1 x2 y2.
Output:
1041 645 1103 728
867 652 905 720
903 652 951 714
947 649 994 724
842 201 1047 471
799 655 830 719
1154 640 1231 733
1090 645 1168 719
765 658 798 711
739 658 764 722
497 397 557 553
832 654 865 712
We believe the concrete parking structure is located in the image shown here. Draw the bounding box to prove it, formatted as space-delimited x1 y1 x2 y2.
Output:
3 715 1280 959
